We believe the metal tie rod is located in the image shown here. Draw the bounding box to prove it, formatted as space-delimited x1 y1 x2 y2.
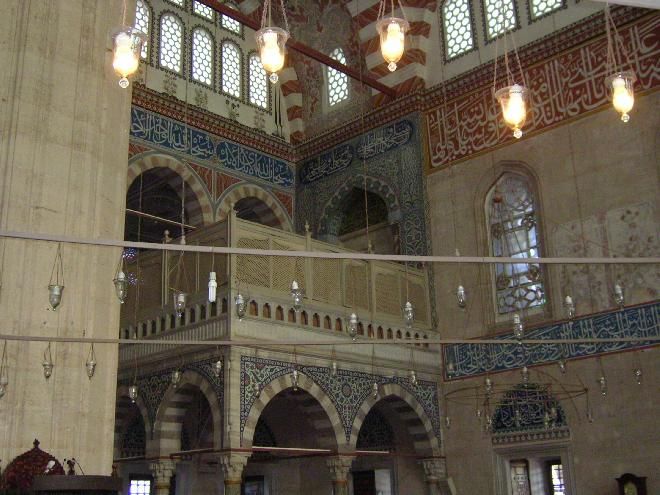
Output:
0 334 658 346
1 230 659 265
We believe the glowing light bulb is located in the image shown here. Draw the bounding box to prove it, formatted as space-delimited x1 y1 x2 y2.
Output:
611 76 634 122
256 27 288 82
503 85 526 138
208 272 217 303
377 18 408 71
112 29 144 88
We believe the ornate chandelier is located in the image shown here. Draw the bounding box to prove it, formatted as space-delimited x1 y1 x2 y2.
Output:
255 0 290 83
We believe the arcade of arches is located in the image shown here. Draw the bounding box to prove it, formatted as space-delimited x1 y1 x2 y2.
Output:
0 2 658 495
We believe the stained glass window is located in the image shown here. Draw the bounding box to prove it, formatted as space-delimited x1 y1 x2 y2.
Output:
134 0 150 59
221 41 242 97
487 174 544 315
249 53 268 109
327 48 349 106
443 0 474 59
193 0 215 19
160 14 183 73
483 0 517 40
129 479 151 495
192 28 213 86
530 0 563 20
222 4 242 34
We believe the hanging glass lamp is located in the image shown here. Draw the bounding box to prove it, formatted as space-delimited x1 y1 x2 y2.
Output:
235 293 246 320
48 284 64 310
128 384 139 403
291 280 303 312
113 270 128 304
347 313 358 340
256 27 289 83
376 17 409 72
403 301 414 328
213 359 223 378
605 72 636 122
495 84 529 138
112 27 146 88
174 291 187 317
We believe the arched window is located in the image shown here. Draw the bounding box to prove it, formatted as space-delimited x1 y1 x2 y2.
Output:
327 48 349 106
221 4 242 34
191 28 214 86
486 173 544 316
221 41 242 97
482 0 517 40
443 0 474 59
248 53 269 109
134 0 151 60
193 0 215 20
529 0 564 20
160 14 183 73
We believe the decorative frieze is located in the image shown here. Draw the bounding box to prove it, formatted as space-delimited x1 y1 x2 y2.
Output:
443 302 659 379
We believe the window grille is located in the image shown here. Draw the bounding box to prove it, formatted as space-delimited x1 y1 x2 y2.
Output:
192 28 213 85
160 14 183 73
443 0 474 59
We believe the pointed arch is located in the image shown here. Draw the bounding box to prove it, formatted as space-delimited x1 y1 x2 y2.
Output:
318 175 401 239
242 372 345 449
474 161 548 321
115 385 152 459
350 382 440 456
127 152 213 225
152 370 223 456
216 182 293 231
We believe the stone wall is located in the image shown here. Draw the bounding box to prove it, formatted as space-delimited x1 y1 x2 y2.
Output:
0 0 132 476
427 91 660 494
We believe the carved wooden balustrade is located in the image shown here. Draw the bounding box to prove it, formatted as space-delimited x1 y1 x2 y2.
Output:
118 212 434 364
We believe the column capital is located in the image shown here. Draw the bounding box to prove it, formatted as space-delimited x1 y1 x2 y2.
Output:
326 455 355 482
149 459 177 494
421 457 447 483
217 452 250 483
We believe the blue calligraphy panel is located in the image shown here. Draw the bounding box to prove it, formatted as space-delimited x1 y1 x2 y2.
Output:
357 120 413 160
444 302 660 379
130 107 294 188
299 144 354 185
217 141 293 188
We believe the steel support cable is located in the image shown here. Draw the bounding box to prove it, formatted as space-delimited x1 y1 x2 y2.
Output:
1 231 658 265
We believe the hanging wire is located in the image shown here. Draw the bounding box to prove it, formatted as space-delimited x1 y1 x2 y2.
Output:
49 243 65 287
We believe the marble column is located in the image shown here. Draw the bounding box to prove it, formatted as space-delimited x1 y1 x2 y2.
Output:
218 452 250 495
421 458 451 495
0 0 133 474
326 455 355 495
150 459 177 495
